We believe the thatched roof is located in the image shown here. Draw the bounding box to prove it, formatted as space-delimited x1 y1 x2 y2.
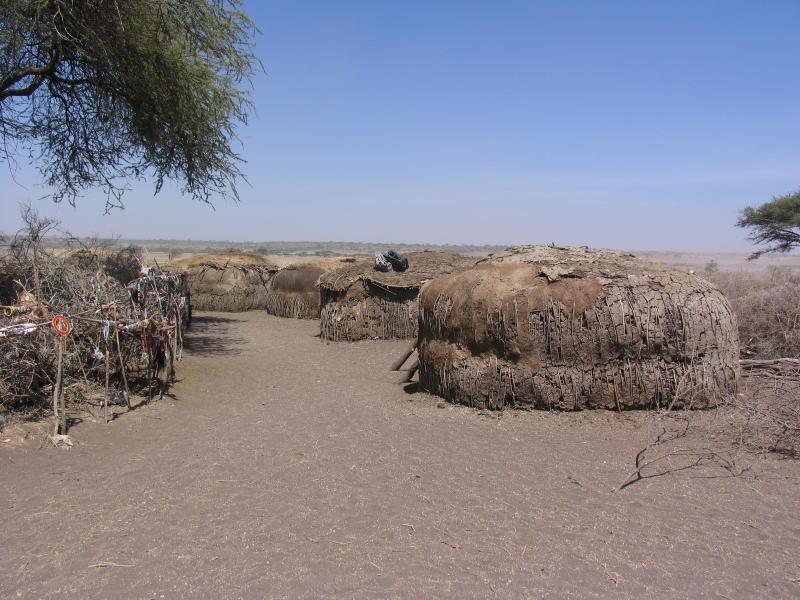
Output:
480 245 651 281
282 257 356 271
167 251 278 271
318 251 476 293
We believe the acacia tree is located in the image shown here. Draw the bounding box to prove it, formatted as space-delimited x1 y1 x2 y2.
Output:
737 190 800 259
0 0 259 208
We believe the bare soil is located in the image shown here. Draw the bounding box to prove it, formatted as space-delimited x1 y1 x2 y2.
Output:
1 312 799 599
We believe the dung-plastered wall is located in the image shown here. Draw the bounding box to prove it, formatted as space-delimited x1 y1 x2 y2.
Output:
169 253 277 312
418 245 739 410
264 265 326 319
319 252 476 341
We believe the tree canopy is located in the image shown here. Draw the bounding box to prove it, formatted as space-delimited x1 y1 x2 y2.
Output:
0 0 259 208
737 190 800 259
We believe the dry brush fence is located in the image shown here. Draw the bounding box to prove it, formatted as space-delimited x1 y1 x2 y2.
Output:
1 234 190 436
318 251 476 341
417 245 740 410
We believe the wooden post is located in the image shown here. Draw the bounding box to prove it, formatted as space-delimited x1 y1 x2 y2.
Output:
114 328 131 408
52 338 63 436
402 358 419 383
59 337 67 435
391 345 416 371
103 336 110 424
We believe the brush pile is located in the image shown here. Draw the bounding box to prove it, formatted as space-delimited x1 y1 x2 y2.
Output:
0 210 190 430
318 251 476 341
418 245 740 410
167 252 277 312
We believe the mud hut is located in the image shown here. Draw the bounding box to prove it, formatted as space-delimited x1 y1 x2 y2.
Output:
319 251 476 341
417 245 739 410
264 260 349 319
167 252 278 312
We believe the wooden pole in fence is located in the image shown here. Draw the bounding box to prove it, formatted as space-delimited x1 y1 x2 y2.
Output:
103 336 110 424
52 338 63 436
59 337 67 435
114 328 131 408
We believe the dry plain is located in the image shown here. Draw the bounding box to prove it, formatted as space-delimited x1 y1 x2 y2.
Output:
1 310 798 599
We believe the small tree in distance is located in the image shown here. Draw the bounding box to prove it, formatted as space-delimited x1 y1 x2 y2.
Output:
0 0 259 209
737 189 800 259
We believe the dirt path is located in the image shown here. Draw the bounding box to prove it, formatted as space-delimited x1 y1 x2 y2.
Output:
2 312 799 599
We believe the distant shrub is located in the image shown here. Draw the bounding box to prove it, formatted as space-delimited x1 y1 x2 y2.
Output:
704 259 719 274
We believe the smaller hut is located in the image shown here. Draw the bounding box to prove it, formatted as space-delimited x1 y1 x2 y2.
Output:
264 260 349 319
318 251 476 341
167 252 278 312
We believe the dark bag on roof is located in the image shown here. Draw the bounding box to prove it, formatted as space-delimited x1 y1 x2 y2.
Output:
383 250 409 272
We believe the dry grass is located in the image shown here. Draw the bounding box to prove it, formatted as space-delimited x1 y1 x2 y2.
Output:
693 268 800 460
282 257 355 270
166 250 275 270
706 268 800 359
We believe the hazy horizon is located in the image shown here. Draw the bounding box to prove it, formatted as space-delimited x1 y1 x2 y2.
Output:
2 1 798 252
18 232 800 259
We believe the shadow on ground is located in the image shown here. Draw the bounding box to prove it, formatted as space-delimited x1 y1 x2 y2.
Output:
184 314 245 356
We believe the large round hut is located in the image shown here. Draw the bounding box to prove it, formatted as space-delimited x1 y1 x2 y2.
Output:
167 252 278 312
417 245 739 410
319 251 476 341
264 259 350 319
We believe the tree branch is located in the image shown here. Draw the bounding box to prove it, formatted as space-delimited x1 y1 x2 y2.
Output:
0 45 62 101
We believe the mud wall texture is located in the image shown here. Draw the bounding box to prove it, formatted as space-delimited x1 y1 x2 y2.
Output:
418 246 739 410
264 266 325 319
186 265 275 312
320 284 420 341
318 251 477 341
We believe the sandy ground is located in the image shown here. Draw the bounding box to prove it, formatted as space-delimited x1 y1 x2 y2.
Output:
1 312 799 599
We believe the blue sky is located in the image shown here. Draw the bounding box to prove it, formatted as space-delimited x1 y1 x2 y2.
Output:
2 1 799 251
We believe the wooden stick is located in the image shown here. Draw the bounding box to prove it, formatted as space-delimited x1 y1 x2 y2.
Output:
114 328 131 408
391 345 416 371
147 347 155 402
740 358 800 367
60 338 67 435
52 338 63 437
403 359 420 383
103 336 110 424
